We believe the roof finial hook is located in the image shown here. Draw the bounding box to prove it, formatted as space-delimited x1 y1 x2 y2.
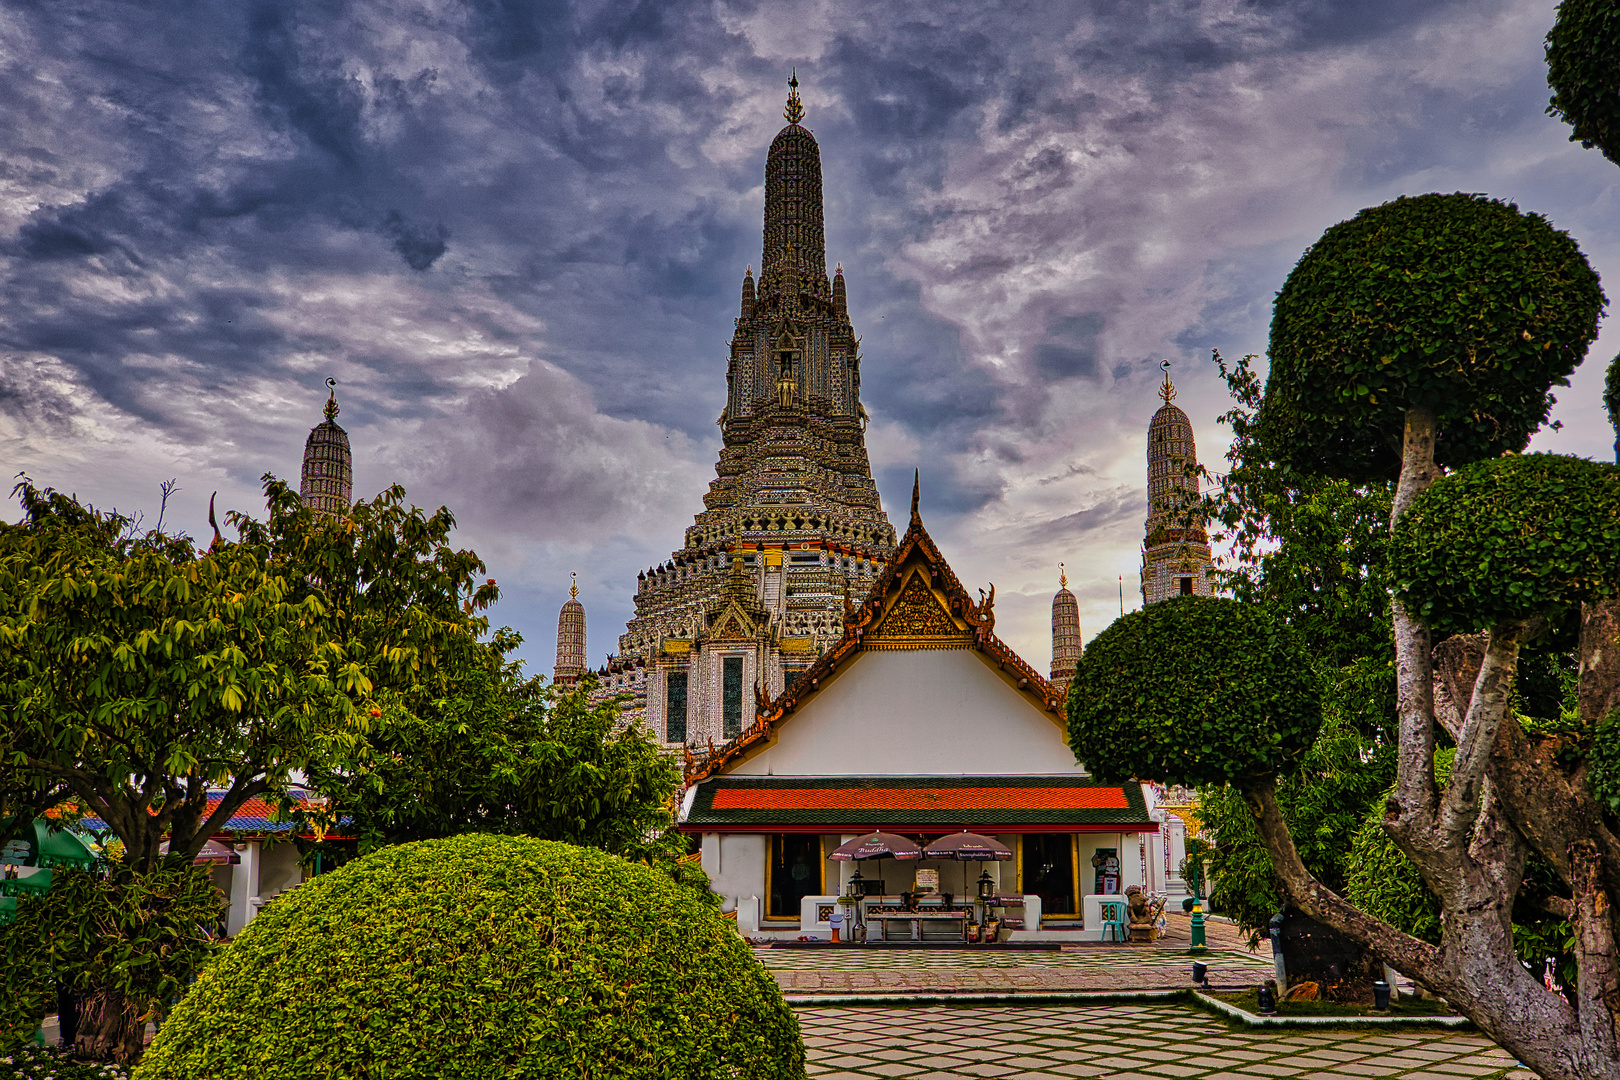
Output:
324 376 339 421
570 570 578 600
1158 359 1176 404
1060 561 1067 590
784 70 805 124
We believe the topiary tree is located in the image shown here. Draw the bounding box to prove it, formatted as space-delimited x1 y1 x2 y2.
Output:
1547 0 1620 166
1201 191 1620 1080
1390 454 1620 633
1262 192 1603 485
133 834 804 1080
1067 596 1321 789
1606 352 1620 462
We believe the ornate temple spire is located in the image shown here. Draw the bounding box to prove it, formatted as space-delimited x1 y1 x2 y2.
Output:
300 377 352 517
784 70 804 124
832 263 847 321
740 265 755 317
554 572 587 687
761 74 826 287
1140 361 1214 604
1050 563 1082 700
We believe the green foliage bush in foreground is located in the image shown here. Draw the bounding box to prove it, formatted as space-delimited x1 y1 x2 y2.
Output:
1067 595 1321 789
1389 453 1620 633
134 834 803 1080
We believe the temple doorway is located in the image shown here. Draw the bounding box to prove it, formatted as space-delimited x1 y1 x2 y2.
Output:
1022 834 1076 916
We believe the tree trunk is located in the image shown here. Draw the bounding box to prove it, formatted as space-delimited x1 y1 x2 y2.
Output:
74 983 145 1065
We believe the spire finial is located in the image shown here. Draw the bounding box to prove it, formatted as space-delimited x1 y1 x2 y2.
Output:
1158 359 1176 403
570 571 578 600
784 71 804 124
324 377 339 421
1060 562 1067 590
910 469 921 524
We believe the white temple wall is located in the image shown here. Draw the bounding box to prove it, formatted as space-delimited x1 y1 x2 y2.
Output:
731 649 1083 777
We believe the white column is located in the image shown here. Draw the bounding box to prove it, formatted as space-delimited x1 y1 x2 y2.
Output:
226 840 261 936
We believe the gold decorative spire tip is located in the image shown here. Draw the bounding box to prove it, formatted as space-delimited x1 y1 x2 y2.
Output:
324 376 339 421
570 570 578 600
1158 359 1176 403
1060 562 1067 589
784 71 805 124
910 469 921 523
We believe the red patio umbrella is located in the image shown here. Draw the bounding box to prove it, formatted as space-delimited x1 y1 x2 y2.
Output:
829 831 923 861
923 831 1013 861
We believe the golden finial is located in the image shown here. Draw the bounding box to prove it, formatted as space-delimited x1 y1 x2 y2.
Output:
783 71 804 124
1060 562 1067 590
324 377 339 421
1158 360 1176 403
835 262 843 274
570 571 578 600
910 469 921 525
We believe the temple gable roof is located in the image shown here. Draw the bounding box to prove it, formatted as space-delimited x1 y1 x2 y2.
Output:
684 476 1064 784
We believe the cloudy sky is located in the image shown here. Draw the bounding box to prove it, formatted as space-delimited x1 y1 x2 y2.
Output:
3 0 1616 677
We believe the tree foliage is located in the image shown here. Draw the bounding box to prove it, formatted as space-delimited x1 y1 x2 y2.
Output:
0 865 222 1060
1068 596 1321 790
1190 663 1396 944
1389 454 1620 633
1262 193 1604 482
308 667 685 867
1547 0 1620 166
134 835 804 1080
1206 350 1395 674
0 475 498 1061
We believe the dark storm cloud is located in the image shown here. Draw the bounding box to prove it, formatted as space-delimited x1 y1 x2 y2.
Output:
3 0 1614 673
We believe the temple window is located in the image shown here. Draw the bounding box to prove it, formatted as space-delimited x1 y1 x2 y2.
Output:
666 670 688 744
1179 577 1193 596
722 656 744 738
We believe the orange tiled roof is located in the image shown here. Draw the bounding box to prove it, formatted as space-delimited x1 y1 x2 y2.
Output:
683 775 1154 831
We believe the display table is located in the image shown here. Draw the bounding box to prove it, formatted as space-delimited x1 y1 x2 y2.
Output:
861 901 969 942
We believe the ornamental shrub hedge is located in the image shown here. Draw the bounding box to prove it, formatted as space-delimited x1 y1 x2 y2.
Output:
1263 192 1604 482
1547 0 1620 166
1389 453 1620 633
1066 596 1320 790
134 835 805 1080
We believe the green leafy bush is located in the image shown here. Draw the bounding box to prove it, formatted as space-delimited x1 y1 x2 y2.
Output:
1547 0 1620 165
1345 751 1454 944
1389 454 1620 632
1263 193 1604 481
134 834 804 1080
1067 596 1321 789
0 865 221 1053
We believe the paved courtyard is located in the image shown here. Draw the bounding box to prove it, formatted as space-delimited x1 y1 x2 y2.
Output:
794 1001 1535 1080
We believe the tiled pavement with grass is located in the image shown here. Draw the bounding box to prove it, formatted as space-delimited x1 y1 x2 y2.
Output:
794 1002 1536 1080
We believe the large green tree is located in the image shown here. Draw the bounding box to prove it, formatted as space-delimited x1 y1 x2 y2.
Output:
1075 192 1620 1080
0 476 496 1061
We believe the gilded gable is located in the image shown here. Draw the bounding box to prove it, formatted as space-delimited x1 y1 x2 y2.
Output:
868 571 970 650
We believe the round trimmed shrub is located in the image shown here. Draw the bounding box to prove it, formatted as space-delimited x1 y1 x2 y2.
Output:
1389 453 1620 633
1263 192 1604 482
1066 596 1321 790
1547 0 1620 166
134 835 805 1080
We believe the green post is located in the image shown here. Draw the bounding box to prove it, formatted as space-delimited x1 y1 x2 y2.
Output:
1189 894 1208 951
1185 837 1208 952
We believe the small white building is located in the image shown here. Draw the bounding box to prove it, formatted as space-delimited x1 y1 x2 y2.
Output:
679 498 1158 940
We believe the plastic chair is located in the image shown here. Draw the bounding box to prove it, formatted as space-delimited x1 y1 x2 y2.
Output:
1099 898 1128 943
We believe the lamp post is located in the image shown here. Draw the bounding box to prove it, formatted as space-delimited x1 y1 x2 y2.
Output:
1189 879 1208 952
